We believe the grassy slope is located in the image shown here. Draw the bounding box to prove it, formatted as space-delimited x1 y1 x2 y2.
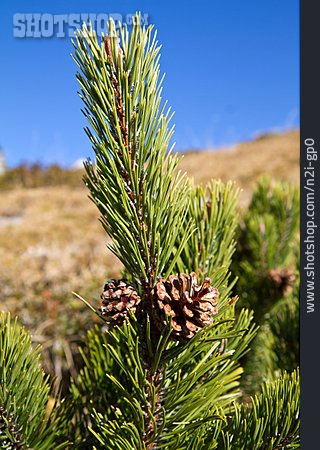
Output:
180 130 299 204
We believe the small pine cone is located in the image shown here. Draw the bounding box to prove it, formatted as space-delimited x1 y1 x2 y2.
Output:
99 279 141 325
268 268 296 297
152 272 219 342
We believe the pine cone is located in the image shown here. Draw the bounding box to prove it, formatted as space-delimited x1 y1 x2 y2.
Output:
152 272 219 342
268 268 296 297
99 279 141 325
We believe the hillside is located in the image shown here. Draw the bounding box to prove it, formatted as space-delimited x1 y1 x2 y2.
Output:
180 129 299 204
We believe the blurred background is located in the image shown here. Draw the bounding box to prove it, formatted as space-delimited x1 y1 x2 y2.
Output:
0 0 299 387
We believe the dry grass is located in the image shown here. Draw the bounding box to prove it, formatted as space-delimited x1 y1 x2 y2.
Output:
180 130 299 205
0 186 119 292
0 186 118 383
0 130 299 384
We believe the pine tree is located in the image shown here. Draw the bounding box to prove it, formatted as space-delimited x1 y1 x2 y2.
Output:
232 177 299 320
55 14 299 449
232 178 300 392
1 13 300 450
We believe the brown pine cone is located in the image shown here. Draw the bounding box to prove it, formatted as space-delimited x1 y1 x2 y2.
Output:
152 272 219 342
99 279 141 325
268 268 296 297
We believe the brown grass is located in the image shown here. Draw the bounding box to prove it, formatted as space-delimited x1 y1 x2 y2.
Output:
180 130 299 205
0 186 118 382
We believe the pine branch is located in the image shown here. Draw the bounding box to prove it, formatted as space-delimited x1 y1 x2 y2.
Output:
215 370 300 449
62 320 169 448
174 180 240 293
63 306 257 449
233 177 299 318
72 15 193 294
68 14 294 450
243 289 299 393
0 312 67 449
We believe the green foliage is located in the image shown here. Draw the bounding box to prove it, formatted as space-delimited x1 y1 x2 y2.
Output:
174 180 240 292
0 10 301 450
233 177 299 318
0 312 66 449
157 308 257 449
60 308 257 449
232 178 300 394
243 288 299 393
73 15 193 289
215 370 300 449
61 13 300 449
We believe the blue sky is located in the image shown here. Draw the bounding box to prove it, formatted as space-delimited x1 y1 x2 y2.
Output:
0 0 299 167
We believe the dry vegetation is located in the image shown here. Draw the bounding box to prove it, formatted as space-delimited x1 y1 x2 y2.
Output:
0 187 119 383
180 130 299 204
0 130 299 385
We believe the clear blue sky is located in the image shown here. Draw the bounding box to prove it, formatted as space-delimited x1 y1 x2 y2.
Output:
0 0 299 167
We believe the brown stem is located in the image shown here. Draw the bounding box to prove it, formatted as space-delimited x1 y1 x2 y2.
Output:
104 37 130 160
104 35 163 447
105 36 152 282
142 369 165 449
104 36 159 291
